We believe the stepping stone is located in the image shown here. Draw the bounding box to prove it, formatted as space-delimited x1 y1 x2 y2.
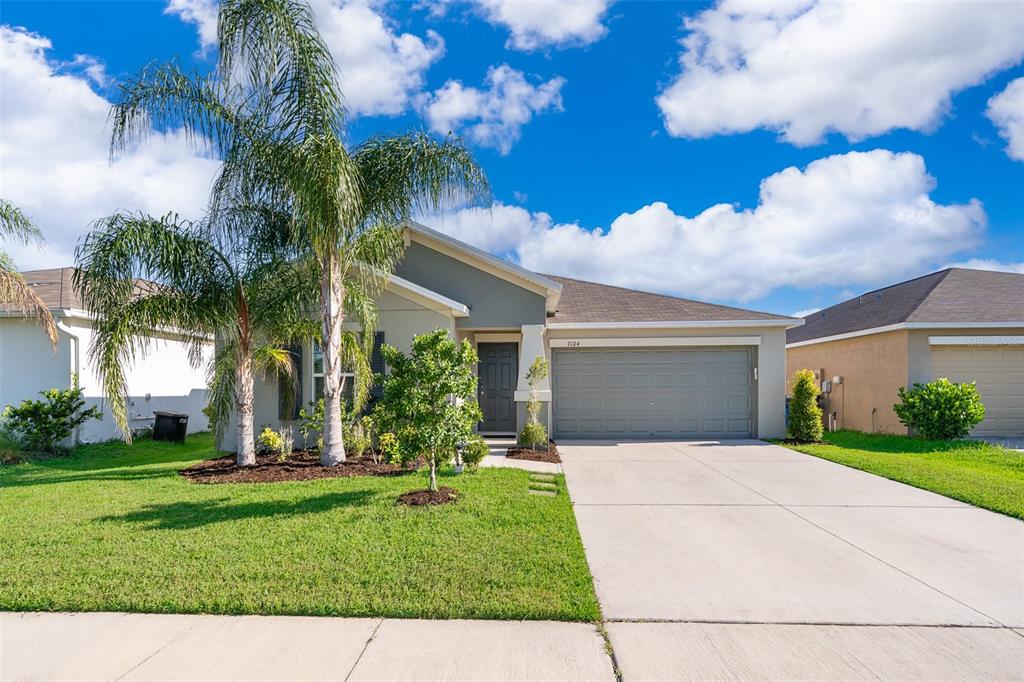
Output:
528 489 557 497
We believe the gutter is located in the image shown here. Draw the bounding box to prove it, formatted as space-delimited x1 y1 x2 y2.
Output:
786 321 1024 348
547 318 802 330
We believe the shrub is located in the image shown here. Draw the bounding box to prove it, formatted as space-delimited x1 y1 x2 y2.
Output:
257 427 286 460
520 422 548 451
378 431 401 464
374 329 481 492
298 399 324 452
0 427 26 464
894 378 985 440
1 377 102 454
518 355 549 450
346 415 373 460
461 436 490 472
788 369 823 442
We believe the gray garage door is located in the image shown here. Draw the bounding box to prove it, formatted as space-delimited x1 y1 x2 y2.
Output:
931 346 1024 437
552 347 754 439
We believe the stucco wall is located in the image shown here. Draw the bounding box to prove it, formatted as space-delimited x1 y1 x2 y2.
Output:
545 326 789 439
394 241 547 329
1 316 211 444
786 330 909 434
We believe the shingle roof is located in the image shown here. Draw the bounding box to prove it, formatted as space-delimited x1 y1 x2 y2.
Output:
544 275 793 324
12 268 82 309
787 268 1024 344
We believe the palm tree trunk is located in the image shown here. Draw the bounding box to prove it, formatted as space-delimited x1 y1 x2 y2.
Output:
235 353 256 466
320 257 346 466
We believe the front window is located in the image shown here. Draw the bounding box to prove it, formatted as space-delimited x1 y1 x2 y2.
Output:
311 342 354 406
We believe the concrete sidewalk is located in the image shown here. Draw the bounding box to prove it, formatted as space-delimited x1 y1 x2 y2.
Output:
0 612 615 681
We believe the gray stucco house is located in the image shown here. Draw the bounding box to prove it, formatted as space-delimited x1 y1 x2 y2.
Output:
220 221 799 451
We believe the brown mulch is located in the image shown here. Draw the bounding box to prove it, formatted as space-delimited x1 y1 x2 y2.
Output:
778 438 825 445
397 486 458 506
180 450 413 484
505 439 561 463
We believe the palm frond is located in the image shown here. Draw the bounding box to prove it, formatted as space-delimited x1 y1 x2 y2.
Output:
0 260 58 348
206 336 240 442
0 199 44 244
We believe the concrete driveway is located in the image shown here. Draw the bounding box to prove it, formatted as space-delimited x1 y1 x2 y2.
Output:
560 439 1024 681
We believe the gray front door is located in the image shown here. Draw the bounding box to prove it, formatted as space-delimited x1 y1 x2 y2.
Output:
478 342 518 433
552 347 753 439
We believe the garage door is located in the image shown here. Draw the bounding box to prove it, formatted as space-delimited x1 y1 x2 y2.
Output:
931 346 1024 437
552 347 753 439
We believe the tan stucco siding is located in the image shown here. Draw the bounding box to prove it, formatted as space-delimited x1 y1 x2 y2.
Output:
786 330 909 434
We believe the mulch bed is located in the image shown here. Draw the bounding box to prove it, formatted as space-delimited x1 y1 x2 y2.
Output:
180 450 413 484
778 438 825 445
397 486 458 506
505 439 561 463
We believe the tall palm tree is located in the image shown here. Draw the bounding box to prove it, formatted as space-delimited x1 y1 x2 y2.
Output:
0 200 58 348
108 0 490 465
74 211 328 465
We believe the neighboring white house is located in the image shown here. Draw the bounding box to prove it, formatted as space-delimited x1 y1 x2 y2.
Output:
220 221 802 452
0 268 212 443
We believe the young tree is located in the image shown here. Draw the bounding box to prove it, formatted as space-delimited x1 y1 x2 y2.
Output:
74 213 323 465
110 0 490 465
375 329 481 492
788 369 824 442
0 199 57 348
519 355 548 451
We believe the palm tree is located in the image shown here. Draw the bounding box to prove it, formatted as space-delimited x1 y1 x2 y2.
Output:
0 199 58 348
108 0 490 465
73 211 327 465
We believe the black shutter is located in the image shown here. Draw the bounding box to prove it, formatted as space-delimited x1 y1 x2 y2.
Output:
369 331 385 405
278 344 303 420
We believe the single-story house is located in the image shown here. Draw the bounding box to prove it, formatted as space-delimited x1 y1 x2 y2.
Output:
786 268 1024 437
222 221 799 451
0 268 212 443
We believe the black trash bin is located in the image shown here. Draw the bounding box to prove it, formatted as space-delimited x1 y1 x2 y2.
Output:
153 411 189 443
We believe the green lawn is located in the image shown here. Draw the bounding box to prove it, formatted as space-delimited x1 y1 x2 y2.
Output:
781 430 1024 519
0 434 600 621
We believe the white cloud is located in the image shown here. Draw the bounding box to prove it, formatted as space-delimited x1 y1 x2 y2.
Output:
0 26 219 269
167 0 444 117
468 0 612 51
419 64 565 154
791 307 821 319
657 1 1024 145
986 77 1024 161
943 259 1024 274
428 150 986 302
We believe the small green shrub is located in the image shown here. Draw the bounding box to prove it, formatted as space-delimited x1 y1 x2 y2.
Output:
519 421 548 451
346 415 373 460
894 378 985 440
378 431 400 464
0 427 27 464
788 369 823 442
298 399 324 452
461 436 490 471
1 377 102 454
256 427 286 460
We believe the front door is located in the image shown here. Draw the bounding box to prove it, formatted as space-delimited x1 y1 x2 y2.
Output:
478 342 518 433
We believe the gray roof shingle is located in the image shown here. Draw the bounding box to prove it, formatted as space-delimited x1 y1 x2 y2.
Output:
787 268 1024 344
545 275 793 324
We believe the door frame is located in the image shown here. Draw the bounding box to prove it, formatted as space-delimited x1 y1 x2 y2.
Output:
477 341 519 435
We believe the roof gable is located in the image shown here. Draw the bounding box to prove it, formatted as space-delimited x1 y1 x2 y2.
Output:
546 275 794 324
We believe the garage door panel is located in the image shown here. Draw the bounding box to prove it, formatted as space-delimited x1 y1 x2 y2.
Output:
553 346 753 439
932 347 1024 437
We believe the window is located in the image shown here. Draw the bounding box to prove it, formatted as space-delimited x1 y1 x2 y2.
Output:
311 342 354 406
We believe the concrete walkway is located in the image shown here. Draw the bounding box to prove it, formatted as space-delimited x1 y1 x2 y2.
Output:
479 436 562 474
1 612 615 681
559 439 1024 681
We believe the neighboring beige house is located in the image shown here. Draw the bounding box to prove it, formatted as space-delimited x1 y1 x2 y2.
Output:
222 221 800 451
0 268 212 442
786 268 1024 437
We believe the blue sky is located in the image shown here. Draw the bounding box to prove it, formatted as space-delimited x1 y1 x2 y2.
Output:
1 0 1022 316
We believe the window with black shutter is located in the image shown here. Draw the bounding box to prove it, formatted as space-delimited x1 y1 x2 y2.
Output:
367 331 385 410
278 344 303 420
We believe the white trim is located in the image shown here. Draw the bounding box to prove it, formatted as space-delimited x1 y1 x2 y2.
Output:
474 333 521 343
929 335 1024 346
388 274 469 317
787 322 1024 348
404 220 562 310
548 319 798 330
550 336 762 348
